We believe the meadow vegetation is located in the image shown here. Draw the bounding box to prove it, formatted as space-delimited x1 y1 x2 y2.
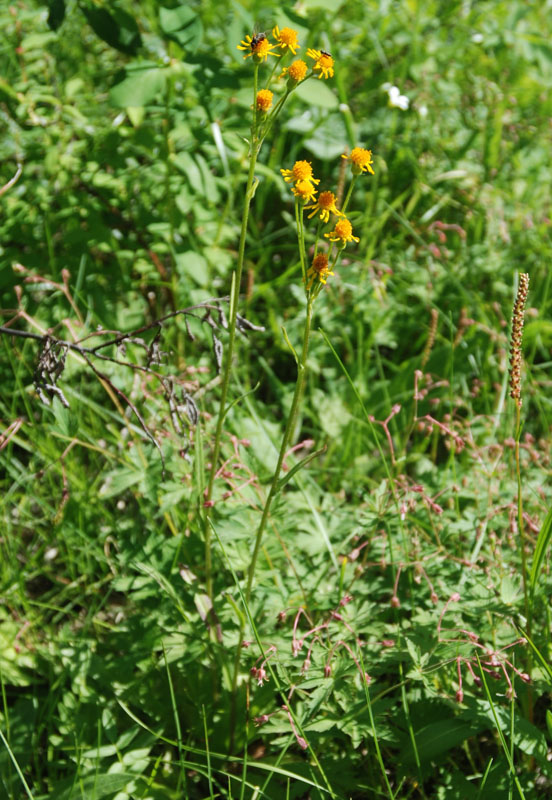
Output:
1 1 552 798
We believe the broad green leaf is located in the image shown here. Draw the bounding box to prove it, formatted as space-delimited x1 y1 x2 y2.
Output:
46 0 65 31
175 251 209 287
99 467 144 498
54 772 143 800
159 6 203 52
109 65 167 108
295 79 338 109
81 3 142 55
409 718 487 763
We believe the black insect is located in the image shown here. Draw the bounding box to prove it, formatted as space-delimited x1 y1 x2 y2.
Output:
250 32 267 49
320 49 332 58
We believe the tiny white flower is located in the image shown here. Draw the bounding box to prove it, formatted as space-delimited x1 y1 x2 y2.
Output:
417 104 428 118
471 32 484 43
387 85 409 111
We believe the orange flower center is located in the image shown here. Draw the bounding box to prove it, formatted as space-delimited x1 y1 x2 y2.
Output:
312 254 329 273
256 90 273 111
292 160 314 181
318 191 336 209
294 180 315 199
279 27 298 47
350 148 372 168
288 60 307 81
335 219 352 238
254 38 271 57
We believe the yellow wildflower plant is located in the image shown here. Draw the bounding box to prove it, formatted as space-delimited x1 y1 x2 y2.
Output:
272 25 300 54
256 89 273 112
280 160 320 188
304 190 342 223
306 253 334 290
324 218 359 246
237 33 279 62
306 48 335 79
342 147 375 175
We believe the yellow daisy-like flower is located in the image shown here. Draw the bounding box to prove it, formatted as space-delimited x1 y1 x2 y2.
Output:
272 25 300 54
306 48 334 80
281 59 308 83
304 190 342 223
324 218 359 246
237 33 279 62
256 89 273 112
292 179 317 203
306 253 334 289
342 147 375 175
280 160 320 188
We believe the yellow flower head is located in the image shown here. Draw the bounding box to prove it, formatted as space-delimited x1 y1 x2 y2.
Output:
304 190 342 223
306 48 335 80
281 59 308 83
324 218 359 246
306 253 334 289
256 89 273 112
280 160 320 187
272 25 300 54
237 33 279 62
342 147 374 175
292 179 317 203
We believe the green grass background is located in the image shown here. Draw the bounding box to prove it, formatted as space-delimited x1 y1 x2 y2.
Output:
1 1 552 798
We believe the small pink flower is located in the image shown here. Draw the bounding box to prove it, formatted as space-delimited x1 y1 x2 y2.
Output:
256 667 268 686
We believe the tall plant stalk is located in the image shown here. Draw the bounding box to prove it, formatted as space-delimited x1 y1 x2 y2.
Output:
245 296 314 602
202 64 263 600
508 272 530 628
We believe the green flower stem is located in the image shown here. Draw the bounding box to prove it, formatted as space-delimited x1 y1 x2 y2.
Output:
341 174 357 215
203 67 260 600
229 296 314 748
295 200 307 283
245 296 314 603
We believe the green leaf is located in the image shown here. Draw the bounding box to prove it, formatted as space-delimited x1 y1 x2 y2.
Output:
81 3 142 55
109 65 167 108
51 397 79 438
159 6 203 52
406 718 487 763
99 467 144 498
175 251 209 287
46 0 65 31
275 447 326 495
530 504 552 596
54 772 143 800
547 709 552 742
294 79 338 109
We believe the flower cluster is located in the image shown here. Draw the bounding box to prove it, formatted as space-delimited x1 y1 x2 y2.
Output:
237 26 335 83
237 26 373 294
280 147 374 291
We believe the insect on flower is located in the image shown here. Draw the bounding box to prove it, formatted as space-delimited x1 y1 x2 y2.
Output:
250 32 267 49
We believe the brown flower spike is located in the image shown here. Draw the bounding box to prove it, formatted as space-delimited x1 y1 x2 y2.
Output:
509 273 529 404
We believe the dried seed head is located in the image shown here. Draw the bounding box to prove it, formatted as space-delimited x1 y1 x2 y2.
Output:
509 273 529 404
